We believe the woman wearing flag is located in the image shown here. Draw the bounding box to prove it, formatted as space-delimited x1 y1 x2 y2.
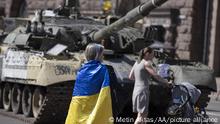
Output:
65 43 113 124
129 47 170 124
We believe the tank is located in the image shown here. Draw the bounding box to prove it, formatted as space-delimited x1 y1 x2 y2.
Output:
0 0 216 123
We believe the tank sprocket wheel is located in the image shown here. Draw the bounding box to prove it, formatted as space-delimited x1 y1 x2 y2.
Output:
11 84 22 114
3 83 11 111
22 86 33 117
32 87 45 118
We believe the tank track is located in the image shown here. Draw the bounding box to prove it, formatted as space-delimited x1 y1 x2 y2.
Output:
0 82 74 124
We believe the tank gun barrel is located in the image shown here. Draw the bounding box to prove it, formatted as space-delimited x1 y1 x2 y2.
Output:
91 0 168 42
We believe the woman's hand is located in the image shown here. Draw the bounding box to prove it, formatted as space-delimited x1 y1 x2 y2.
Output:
144 61 170 86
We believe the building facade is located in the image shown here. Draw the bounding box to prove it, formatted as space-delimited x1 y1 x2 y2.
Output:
0 0 219 75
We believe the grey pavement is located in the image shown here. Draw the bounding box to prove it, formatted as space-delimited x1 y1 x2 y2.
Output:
0 115 24 124
206 77 220 124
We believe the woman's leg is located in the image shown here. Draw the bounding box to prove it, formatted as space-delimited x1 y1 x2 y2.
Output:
134 113 148 124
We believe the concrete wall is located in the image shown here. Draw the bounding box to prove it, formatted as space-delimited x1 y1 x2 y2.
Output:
209 0 220 75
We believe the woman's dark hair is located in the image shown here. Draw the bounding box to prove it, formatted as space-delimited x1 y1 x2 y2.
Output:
138 47 153 63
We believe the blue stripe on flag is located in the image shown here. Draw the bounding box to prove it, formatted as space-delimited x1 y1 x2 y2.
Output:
73 60 110 96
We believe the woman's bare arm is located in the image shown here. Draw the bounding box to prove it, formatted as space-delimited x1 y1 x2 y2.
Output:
144 61 169 85
129 62 136 80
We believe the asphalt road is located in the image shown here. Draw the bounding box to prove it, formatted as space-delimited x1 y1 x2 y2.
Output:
206 93 220 124
0 114 24 124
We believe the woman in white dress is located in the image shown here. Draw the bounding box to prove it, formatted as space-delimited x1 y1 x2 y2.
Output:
129 47 170 124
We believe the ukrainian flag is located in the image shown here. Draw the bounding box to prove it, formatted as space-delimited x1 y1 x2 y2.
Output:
65 60 113 124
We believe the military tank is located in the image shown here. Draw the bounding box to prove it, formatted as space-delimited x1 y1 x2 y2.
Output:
0 0 216 124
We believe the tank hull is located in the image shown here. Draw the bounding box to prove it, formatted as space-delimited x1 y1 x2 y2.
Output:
0 54 216 123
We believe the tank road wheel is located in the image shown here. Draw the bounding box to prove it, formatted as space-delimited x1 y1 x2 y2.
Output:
32 87 45 118
22 86 33 117
3 83 11 111
11 84 22 114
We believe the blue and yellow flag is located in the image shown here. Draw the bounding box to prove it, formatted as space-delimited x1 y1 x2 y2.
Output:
65 60 113 124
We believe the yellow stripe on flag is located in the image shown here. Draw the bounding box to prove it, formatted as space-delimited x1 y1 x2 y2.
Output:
65 87 113 124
